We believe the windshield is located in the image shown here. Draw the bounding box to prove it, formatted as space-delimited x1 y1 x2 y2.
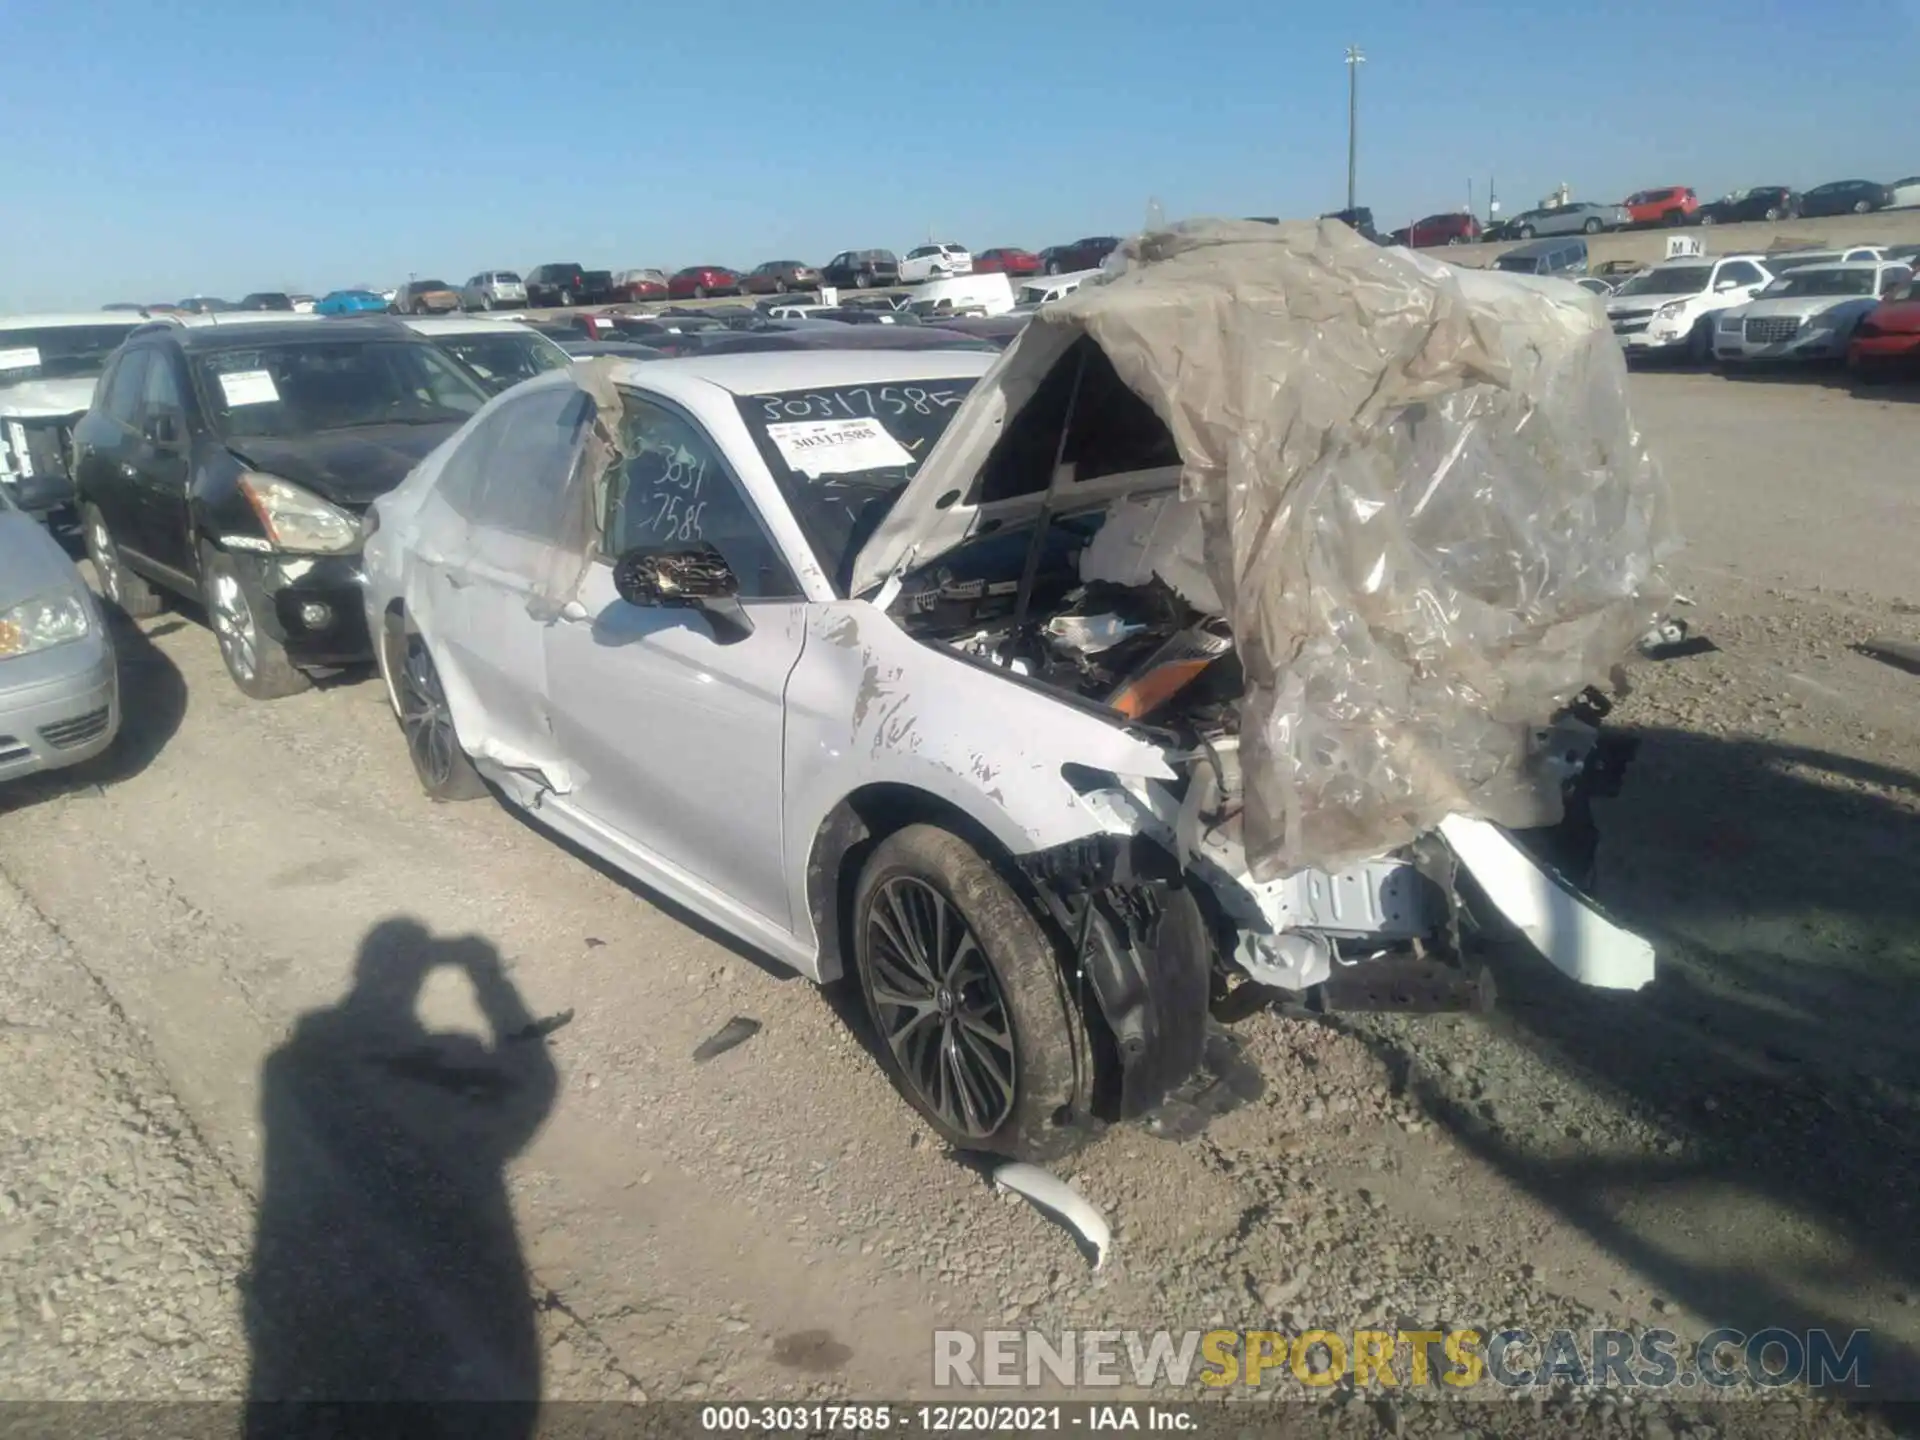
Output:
0 324 141 384
733 379 980 591
192 339 488 439
1615 266 1711 297
429 332 569 394
1759 270 1877 298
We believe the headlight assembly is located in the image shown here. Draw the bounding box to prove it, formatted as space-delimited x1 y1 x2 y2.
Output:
0 590 90 659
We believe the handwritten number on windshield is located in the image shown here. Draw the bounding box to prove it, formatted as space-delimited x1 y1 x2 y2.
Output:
751 388 965 423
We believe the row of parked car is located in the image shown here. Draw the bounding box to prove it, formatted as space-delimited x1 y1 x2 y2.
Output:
1361 174 1920 250
107 240 1133 328
0 238 1668 1166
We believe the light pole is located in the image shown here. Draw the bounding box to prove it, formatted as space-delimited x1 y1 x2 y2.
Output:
1344 45 1365 212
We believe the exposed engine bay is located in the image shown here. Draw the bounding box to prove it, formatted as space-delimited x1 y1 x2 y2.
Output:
887 513 1646 1012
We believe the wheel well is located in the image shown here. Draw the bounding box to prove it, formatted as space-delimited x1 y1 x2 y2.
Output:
378 599 409 711
806 784 1025 984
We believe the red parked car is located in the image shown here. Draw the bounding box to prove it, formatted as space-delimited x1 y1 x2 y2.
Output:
667 265 742 300
973 247 1042 276
1407 213 1482 247
1849 274 1920 377
1623 187 1700 227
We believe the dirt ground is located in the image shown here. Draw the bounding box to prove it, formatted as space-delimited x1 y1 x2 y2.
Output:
1 364 1917 1432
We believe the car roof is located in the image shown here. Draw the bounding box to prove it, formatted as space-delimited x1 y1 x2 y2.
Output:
0 313 149 330
602 347 996 403
163 317 407 351
402 316 544 336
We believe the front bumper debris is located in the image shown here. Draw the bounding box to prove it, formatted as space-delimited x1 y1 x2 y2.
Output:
233 550 374 666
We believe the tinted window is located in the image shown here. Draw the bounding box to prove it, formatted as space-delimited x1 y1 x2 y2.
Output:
1717 261 1764 287
495 271 522 283
607 395 798 599
0 323 143 383
100 349 151 424
430 332 569 395
731 379 980 592
977 338 1180 505
141 351 185 417
191 340 487 439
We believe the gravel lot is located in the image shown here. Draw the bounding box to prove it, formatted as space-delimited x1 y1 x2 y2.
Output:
1 366 1916 1431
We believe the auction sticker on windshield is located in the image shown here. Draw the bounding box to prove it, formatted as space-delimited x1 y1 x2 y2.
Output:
218 370 280 407
0 347 41 373
766 417 916 478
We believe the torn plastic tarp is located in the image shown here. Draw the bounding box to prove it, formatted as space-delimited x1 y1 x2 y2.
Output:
1040 219 1677 879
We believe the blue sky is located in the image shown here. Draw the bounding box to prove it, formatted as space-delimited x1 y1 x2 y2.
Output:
2 0 1915 309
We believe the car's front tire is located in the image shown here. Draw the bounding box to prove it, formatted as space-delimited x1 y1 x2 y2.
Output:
853 824 1094 1161
82 504 162 618
693 285 708 299
1853 200 1872 214
1582 218 1602 233
394 634 486 801
200 545 309 700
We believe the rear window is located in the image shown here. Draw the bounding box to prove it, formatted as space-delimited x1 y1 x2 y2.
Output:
494 271 522 283
0 323 141 383
733 377 980 591
415 280 451 291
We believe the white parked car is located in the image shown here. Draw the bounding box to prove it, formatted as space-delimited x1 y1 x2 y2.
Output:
0 314 149 523
1713 261 1913 365
1887 176 1920 209
1604 254 1774 361
400 316 571 394
1761 246 1889 275
1014 269 1104 310
362 342 1654 1159
899 243 974 284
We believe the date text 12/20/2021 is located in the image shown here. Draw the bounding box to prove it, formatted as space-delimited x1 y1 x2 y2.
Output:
700 1405 1197 1432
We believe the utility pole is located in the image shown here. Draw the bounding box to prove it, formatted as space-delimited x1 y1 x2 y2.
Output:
1344 45 1365 211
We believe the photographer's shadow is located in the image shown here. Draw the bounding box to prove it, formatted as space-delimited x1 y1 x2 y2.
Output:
244 919 558 1429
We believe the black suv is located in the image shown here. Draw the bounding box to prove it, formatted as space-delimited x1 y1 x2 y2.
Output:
71 318 488 698
820 249 901 289
524 263 612 307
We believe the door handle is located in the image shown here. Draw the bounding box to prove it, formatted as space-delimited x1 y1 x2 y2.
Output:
558 600 590 623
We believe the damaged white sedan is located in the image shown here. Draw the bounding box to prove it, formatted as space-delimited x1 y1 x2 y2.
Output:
363 220 1673 1160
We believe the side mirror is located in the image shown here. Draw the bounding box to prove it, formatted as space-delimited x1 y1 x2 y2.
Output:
612 543 754 644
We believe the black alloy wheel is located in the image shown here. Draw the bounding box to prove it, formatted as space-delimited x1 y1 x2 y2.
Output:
397 635 485 801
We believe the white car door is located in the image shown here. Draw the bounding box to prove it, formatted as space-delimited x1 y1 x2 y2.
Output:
459 385 596 766
543 391 804 929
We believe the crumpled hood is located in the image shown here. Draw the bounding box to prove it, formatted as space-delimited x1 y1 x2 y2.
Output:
227 422 460 510
0 377 97 420
0 510 85 608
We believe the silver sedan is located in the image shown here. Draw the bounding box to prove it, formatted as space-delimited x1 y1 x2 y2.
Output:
1505 202 1631 238
0 486 118 782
